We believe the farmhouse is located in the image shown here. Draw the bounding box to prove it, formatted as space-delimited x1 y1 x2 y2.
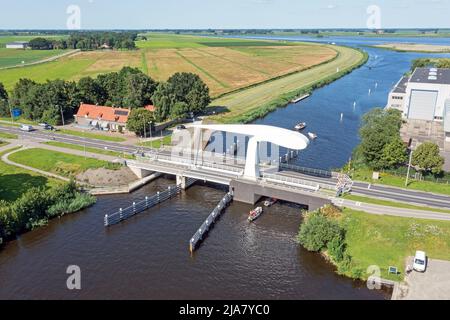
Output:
6 41 29 49
387 67 450 152
75 103 156 132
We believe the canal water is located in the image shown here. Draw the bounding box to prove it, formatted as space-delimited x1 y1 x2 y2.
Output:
1 36 449 299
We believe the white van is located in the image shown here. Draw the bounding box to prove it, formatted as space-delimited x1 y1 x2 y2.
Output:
413 251 427 272
20 125 34 132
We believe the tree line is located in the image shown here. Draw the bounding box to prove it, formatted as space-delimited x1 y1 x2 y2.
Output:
28 32 137 51
411 58 450 71
0 68 210 129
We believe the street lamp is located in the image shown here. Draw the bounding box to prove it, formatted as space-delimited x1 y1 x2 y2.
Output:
405 149 413 188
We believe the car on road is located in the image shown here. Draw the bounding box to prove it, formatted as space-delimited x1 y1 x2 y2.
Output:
20 125 34 132
413 251 427 272
176 125 187 131
39 123 54 130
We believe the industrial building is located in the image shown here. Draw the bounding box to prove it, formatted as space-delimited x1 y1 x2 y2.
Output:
387 67 450 152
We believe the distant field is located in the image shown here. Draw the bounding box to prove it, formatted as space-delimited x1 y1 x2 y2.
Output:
0 34 337 98
373 43 450 53
0 50 143 90
0 35 66 47
0 48 70 68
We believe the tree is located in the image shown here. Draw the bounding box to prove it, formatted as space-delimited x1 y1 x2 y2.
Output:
359 108 403 169
10 79 39 120
412 142 444 175
126 108 154 136
152 83 175 122
170 101 190 120
167 72 210 115
28 37 53 50
122 72 156 108
0 82 9 117
77 77 107 105
380 136 408 169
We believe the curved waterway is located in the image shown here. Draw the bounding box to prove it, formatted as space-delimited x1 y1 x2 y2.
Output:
1 35 449 299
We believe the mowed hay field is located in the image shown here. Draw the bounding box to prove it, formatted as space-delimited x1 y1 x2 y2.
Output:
211 45 365 123
0 34 337 97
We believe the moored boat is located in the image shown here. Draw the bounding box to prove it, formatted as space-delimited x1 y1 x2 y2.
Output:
248 207 263 222
308 132 318 140
264 198 277 207
294 122 307 131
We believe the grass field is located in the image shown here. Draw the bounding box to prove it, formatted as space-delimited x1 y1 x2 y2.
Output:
343 194 450 214
138 135 172 148
0 147 60 202
0 48 70 69
57 129 127 142
0 132 18 140
0 34 338 98
351 168 450 196
342 209 450 281
210 45 365 123
44 141 135 159
9 148 120 178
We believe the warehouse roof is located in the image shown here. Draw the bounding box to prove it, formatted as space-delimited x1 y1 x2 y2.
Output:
410 68 450 85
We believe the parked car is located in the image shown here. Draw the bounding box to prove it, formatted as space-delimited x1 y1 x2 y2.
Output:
176 125 186 131
413 251 427 272
20 125 34 132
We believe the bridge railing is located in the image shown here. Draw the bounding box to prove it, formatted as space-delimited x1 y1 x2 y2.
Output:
262 173 337 192
280 163 335 178
104 184 182 227
136 153 244 175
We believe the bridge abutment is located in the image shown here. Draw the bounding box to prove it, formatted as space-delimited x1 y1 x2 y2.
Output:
128 165 154 179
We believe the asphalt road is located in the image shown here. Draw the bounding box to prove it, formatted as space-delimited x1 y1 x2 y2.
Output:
2 124 450 210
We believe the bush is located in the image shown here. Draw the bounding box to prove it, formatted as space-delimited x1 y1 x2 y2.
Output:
0 181 95 243
327 233 346 262
297 212 343 252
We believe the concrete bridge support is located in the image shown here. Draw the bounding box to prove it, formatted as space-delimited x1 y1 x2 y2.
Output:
230 179 331 211
177 175 189 190
128 166 154 179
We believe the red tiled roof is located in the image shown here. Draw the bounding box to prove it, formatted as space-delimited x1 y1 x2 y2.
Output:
75 103 130 123
145 105 156 112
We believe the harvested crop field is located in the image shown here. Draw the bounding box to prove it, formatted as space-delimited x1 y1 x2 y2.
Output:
0 34 338 97
143 44 337 96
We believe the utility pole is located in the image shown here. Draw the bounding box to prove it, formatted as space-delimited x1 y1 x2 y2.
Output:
59 105 65 126
149 121 153 149
405 150 413 188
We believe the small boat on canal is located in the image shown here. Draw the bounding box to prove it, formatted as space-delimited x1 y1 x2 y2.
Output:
248 207 263 222
294 122 307 131
264 198 277 207
308 132 318 140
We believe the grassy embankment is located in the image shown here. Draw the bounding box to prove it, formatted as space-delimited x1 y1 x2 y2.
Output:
44 141 135 159
138 135 172 148
57 129 127 142
8 148 120 178
210 45 367 123
0 147 60 202
341 208 450 281
351 167 450 196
